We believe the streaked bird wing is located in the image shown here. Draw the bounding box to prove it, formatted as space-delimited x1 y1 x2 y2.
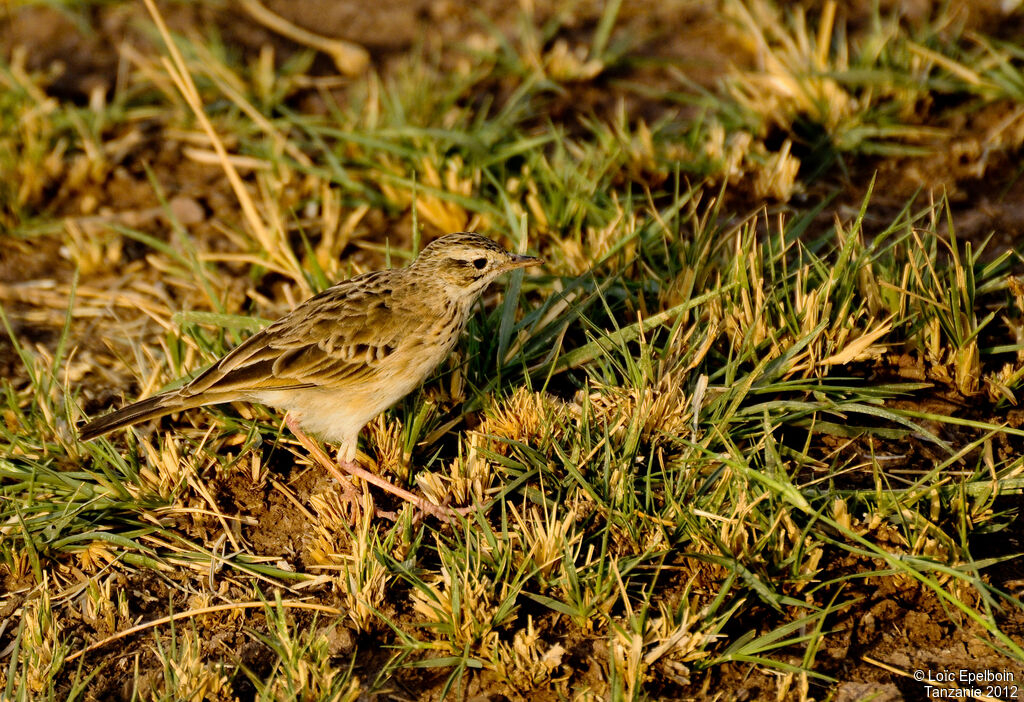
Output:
181 272 407 399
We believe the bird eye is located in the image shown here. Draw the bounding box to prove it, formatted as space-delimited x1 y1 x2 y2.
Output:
472 258 487 270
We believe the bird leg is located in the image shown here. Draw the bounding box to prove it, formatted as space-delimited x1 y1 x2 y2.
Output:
284 415 366 522
284 415 473 522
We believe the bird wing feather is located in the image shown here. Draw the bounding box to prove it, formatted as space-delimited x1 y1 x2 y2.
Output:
180 272 409 399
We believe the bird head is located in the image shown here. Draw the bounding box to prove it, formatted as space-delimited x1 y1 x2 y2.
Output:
414 232 542 299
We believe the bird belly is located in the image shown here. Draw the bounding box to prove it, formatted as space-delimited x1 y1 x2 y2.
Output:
252 387 379 445
250 351 444 448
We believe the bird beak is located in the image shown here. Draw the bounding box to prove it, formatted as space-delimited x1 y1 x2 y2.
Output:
500 254 543 272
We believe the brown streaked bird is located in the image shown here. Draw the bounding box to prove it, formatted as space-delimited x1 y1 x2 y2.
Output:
79 232 543 519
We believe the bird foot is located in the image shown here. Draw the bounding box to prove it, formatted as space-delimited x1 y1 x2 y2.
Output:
336 458 474 523
285 414 473 523
333 475 365 525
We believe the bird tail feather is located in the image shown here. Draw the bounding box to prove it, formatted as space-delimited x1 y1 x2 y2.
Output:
79 392 204 441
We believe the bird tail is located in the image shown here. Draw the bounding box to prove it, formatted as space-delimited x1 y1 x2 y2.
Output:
79 391 204 441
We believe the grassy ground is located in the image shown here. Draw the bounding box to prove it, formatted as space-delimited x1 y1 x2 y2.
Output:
3 0 1024 699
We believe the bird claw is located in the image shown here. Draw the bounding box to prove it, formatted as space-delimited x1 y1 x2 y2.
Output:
412 498 480 525
334 477 363 525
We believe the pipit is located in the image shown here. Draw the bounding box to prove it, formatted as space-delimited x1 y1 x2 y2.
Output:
80 232 542 519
